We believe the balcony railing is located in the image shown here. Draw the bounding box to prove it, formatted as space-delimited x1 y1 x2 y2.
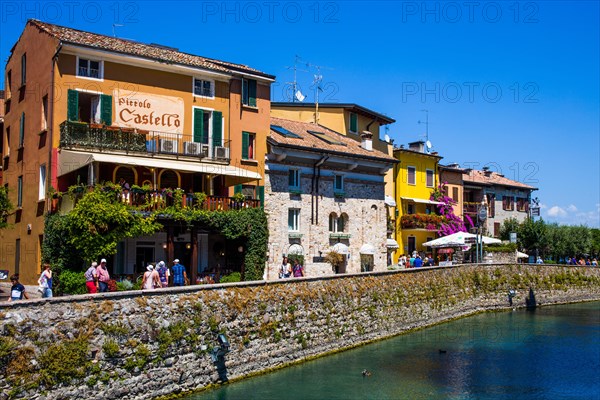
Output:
400 213 445 230
59 121 231 162
50 189 259 215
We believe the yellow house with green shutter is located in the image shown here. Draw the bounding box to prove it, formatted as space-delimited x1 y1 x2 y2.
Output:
394 141 443 262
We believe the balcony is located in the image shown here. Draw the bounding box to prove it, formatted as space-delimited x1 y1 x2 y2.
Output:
463 202 480 214
59 121 230 162
400 213 445 230
49 187 260 215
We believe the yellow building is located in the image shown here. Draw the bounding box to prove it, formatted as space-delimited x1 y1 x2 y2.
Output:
394 141 442 261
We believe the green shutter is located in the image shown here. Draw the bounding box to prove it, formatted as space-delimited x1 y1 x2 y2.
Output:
248 80 257 107
234 184 242 194
67 89 79 121
242 78 248 105
241 131 249 159
257 185 264 207
100 94 112 125
193 108 204 143
212 111 222 149
350 113 357 132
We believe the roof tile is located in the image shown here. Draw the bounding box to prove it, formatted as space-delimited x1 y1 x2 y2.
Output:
463 169 537 190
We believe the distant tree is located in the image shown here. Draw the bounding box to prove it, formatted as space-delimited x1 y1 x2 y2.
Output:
591 228 600 258
499 217 521 241
519 217 547 257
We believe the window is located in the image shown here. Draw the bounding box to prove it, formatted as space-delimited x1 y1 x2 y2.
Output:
242 131 255 160
193 108 223 150
452 187 459 202
288 209 300 232
42 95 48 130
67 90 112 125
516 197 529 212
242 78 257 107
77 57 102 79
3 127 9 158
407 204 415 215
39 165 46 200
426 169 434 187
334 175 344 192
6 70 11 97
193 78 214 98
241 185 255 199
288 169 300 190
349 112 358 133
17 175 23 207
329 213 346 232
19 112 25 147
407 166 416 185
21 54 26 85
502 195 514 211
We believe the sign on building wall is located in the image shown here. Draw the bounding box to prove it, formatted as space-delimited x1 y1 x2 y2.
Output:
113 89 184 133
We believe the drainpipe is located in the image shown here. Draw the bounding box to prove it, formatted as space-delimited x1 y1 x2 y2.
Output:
314 155 328 225
49 42 62 191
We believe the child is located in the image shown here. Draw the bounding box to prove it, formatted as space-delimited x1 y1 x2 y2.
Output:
9 274 29 301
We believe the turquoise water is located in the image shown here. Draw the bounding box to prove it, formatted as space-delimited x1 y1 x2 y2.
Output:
187 302 600 400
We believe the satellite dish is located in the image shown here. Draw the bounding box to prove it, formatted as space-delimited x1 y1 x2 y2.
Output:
426 140 432 149
384 134 391 143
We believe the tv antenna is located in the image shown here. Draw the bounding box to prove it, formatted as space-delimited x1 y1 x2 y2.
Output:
112 23 124 38
305 62 333 123
418 109 431 152
285 55 309 102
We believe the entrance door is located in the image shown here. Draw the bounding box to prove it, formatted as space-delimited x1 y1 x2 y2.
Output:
408 237 416 255
135 247 155 276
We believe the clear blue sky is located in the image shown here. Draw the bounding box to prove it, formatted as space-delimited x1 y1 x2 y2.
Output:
1 1 598 227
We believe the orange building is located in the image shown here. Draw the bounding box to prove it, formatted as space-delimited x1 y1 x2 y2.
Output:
1 20 274 284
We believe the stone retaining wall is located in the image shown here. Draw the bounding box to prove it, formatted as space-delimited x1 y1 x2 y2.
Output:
2 264 600 400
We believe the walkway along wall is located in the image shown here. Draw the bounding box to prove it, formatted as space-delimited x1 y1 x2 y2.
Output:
2 264 600 399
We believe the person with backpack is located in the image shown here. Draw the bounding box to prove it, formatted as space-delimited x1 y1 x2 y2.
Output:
156 260 169 288
84 262 99 293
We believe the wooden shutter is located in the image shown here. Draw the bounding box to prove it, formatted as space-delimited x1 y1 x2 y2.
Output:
100 94 112 125
257 185 264 207
248 80 257 107
193 108 204 143
234 184 242 194
19 113 24 146
242 78 248 105
212 111 222 149
241 131 249 159
67 89 79 121
350 113 358 132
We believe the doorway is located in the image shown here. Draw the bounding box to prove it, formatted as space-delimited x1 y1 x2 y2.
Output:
135 246 155 276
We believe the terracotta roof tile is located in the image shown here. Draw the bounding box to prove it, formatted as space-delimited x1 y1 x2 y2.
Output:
269 117 396 162
29 20 274 79
463 169 537 190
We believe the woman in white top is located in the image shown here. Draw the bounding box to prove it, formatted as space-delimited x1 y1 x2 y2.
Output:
142 265 159 290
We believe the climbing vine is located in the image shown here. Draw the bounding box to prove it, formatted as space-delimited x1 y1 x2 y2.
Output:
0 186 13 229
430 182 470 236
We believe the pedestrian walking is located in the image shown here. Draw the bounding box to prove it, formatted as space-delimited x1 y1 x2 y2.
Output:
97 258 111 292
171 259 188 286
38 263 53 298
8 274 28 301
84 262 99 293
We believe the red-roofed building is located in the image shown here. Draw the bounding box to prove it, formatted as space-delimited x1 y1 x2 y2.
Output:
1 20 274 284
264 117 397 278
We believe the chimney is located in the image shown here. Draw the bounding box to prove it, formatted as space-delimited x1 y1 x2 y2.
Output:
482 166 492 176
408 141 425 153
360 130 373 151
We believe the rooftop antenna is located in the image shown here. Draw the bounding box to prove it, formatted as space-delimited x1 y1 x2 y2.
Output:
285 55 308 102
418 109 431 153
306 62 333 124
112 23 124 38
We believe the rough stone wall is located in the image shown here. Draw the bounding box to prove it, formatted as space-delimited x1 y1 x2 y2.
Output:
264 168 387 279
2 265 600 400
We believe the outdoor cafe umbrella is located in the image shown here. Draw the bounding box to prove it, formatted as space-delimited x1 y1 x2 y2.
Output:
422 232 501 248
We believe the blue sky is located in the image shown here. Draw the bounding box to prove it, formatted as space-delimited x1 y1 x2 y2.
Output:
1 1 598 227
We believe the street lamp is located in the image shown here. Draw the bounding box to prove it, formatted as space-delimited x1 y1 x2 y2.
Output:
477 197 488 263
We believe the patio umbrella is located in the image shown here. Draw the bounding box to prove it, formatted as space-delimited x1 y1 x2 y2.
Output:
422 232 501 248
516 251 529 258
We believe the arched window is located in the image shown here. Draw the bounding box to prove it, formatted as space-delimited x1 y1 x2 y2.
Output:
158 169 180 189
329 212 338 232
339 213 348 232
371 204 378 223
113 166 136 186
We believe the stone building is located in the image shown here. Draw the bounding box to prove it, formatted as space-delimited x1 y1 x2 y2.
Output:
264 117 397 279
463 167 538 236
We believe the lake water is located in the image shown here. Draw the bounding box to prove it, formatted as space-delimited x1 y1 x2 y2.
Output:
186 302 600 400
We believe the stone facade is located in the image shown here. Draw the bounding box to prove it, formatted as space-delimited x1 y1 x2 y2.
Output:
485 187 532 236
1 265 599 399
264 166 388 279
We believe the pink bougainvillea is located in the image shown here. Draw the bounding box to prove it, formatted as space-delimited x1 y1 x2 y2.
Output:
430 182 470 236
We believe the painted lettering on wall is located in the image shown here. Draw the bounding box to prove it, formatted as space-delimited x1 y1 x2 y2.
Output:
113 89 184 133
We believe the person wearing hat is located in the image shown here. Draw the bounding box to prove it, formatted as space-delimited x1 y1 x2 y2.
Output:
171 259 188 286
141 264 160 290
156 261 170 288
97 258 111 292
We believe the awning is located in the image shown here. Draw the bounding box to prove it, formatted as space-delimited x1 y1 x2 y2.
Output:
330 243 349 255
386 238 399 249
359 243 376 255
401 197 444 205
422 232 501 248
384 195 396 207
517 251 529 258
58 150 262 180
437 248 455 254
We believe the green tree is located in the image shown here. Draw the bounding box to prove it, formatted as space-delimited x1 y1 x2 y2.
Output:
0 186 13 229
519 217 547 257
499 217 521 241
591 228 600 258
